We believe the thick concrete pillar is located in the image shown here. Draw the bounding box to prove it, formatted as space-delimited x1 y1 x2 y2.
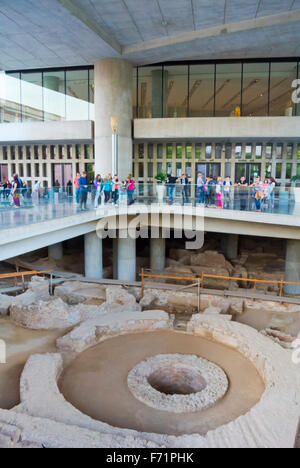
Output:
118 237 136 282
94 58 133 180
84 232 103 279
284 239 300 295
150 237 166 271
113 238 118 279
48 242 63 261
221 234 239 260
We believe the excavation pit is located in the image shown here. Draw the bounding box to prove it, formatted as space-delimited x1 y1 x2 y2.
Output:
148 366 207 395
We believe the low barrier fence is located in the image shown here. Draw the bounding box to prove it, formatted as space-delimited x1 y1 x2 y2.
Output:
139 269 300 301
0 270 52 290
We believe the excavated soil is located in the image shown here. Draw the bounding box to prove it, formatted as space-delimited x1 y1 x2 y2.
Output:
59 330 265 436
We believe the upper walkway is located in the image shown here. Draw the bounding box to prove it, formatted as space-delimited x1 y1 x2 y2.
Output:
0 185 300 262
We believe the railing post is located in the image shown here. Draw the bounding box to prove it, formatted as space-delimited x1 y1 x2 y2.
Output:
279 279 283 297
254 281 257 293
201 272 204 288
197 279 201 314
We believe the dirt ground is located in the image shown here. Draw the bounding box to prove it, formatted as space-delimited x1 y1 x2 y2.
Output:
59 330 265 436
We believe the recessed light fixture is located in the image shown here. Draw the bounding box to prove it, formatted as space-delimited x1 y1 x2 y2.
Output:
161 20 168 26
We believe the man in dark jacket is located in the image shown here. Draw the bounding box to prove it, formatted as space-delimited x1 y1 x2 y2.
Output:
78 171 88 210
166 173 178 205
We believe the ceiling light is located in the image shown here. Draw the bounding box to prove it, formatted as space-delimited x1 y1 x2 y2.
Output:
161 20 168 26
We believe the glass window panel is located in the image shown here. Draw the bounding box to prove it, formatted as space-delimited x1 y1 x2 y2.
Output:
215 144 222 159
297 144 300 159
242 63 269 116
287 144 293 159
21 72 43 121
66 70 89 120
225 163 231 178
225 143 232 159
186 144 192 159
167 144 173 159
176 144 182 159
148 162 153 177
2 73 21 122
148 143 153 159
195 143 202 159
132 68 137 118
276 163 282 178
167 162 172 174
138 66 162 118
286 163 292 179
266 144 273 159
43 71 65 121
176 163 182 177
138 144 144 159
270 62 297 116
185 163 192 177
215 63 242 117
255 144 262 159
157 144 163 159
138 162 144 178
189 64 215 117
89 69 94 120
276 144 283 159
235 144 242 159
266 162 272 178
163 65 188 118
157 162 163 173
297 164 300 176
246 144 252 159
205 144 212 159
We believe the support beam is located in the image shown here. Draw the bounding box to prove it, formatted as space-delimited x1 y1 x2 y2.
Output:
118 237 136 282
84 232 103 279
221 234 239 260
284 239 300 295
150 237 166 272
48 242 63 261
124 9 300 56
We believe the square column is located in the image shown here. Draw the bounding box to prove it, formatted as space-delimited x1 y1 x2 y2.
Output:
284 239 300 295
84 232 103 279
118 237 136 282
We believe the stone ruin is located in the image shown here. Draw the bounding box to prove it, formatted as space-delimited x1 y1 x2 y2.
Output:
0 276 299 448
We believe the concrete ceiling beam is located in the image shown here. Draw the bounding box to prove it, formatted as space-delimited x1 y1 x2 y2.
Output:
123 9 300 56
55 0 122 56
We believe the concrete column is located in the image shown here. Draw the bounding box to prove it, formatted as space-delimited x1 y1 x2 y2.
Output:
94 58 133 179
150 237 166 272
48 242 63 261
221 234 239 260
284 239 300 295
118 237 136 282
113 238 118 279
84 232 103 279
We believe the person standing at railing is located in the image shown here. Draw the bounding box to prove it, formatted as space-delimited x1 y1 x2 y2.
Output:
166 173 178 205
74 172 81 204
196 172 205 204
126 175 135 205
269 177 276 210
94 174 102 208
216 176 223 208
32 180 41 205
112 175 119 206
204 175 214 207
251 176 264 212
12 175 21 208
103 175 113 204
179 174 189 204
78 171 88 211
236 176 248 211
223 176 232 209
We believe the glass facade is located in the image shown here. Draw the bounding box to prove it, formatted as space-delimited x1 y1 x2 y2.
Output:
1 67 94 123
135 59 300 118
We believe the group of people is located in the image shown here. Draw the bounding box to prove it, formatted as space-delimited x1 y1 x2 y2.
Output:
166 174 190 205
73 172 135 211
195 173 277 212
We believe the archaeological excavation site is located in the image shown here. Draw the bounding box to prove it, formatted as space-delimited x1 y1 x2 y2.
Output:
0 233 299 449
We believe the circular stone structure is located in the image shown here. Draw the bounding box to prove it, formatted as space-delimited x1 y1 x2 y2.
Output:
127 354 228 413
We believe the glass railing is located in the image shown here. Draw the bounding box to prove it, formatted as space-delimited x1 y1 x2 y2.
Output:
0 182 299 215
